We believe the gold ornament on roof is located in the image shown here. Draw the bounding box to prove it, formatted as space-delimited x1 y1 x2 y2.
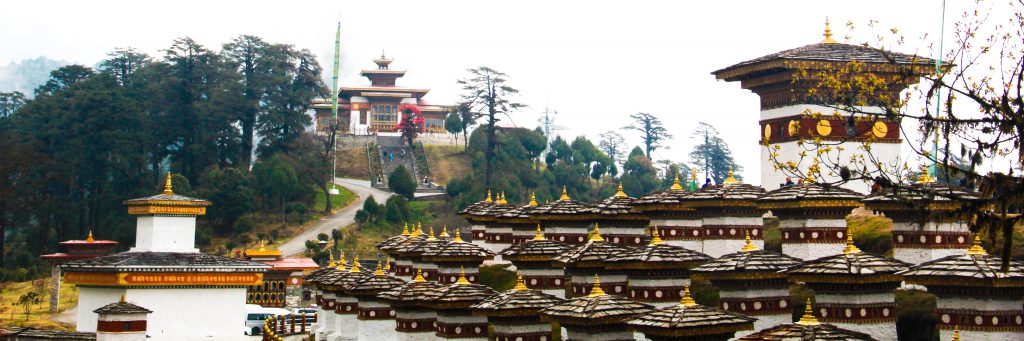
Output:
821 17 838 44
411 223 422 237
952 325 961 341
163 173 174 195
650 227 664 245
86 230 94 243
560 186 570 201
842 230 861 254
401 223 410 236
796 298 821 325
120 293 126 303
723 167 739 185
534 224 545 241
671 174 683 190
590 224 605 242
588 274 606 297
328 252 336 268
337 250 347 270
679 286 697 307
741 230 758 252
453 229 464 243
440 225 450 238
427 226 437 241
374 259 386 276
513 275 528 291
350 255 361 273
917 164 936 184
258 240 266 252
499 192 508 205
384 257 390 273
529 192 538 206
413 268 426 283
456 266 470 285
966 235 988 256
615 183 627 198
485 190 493 203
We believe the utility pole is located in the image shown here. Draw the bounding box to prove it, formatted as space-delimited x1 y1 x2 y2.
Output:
538 105 562 157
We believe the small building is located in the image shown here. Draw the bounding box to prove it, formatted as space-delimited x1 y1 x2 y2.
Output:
692 232 802 335
480 193 524 257
592 184 650 247
634 174 702 250
538 275 654 341
683 170 766 257
384 224 429 278
757 181 864 260
40 231 118 313
552 225 633 298
898 236 1024 341
498 226 572 298
243 242 318 308
626 286 755 341
399 226 450 281
737 299 877 341
471 275 565 341
422 270 498 340
344 262 406 341
783 233 910 341
530 187 598 245
457 192 495 252
94 295 152 341
607 229 711 308
421 230 495 284
377 269 448 341
494 193 540 245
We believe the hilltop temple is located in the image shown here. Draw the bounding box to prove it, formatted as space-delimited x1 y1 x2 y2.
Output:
312 53 451 135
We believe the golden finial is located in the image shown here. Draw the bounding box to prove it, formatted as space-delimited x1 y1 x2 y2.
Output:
350 255 361 273
842 230 861 254
384 257 391 273
456 266 470 285
796 298 821 325
328 252 336 268
615 183 627 198
258 240 266 252
966 235 988 256
411 222 423 237
413 268 426 283
485 190 492 203
162 172 174 195
337 250 347 270
588 274 606 297
120 293 126 303
427 226 437 241
741 230 758 252
821 17 837 44
513 275 528 291
534 224 545 241
529 192 538 206
560 186 570 201
590 224 605 242
453 229 464 243
86 230 95 243
723 167 739 185
401 223 410 236
671 173 683 190
952 325 961 341
679 286 697 307
374 259 385 276
650 227 664 245
501 192 508 205
917 164 935 184
440 225 450 238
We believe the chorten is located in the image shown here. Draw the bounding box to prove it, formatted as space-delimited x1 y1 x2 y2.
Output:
316 254 370 341
737 299 877 341
480 192 519 256
538 275 654 341
552 225 632 298
494 192 541 245
401 226 451 281
471 275 565 341
607 228 711 307
692 231 802 335
783 232 910 340
626 286 755 341
61 174 268 340
634 173 701 249
344 261 406 341
422 269 498 340
421 229 495 284
498 225 572 297
93 295 152 341
593 184 650 246
530 186 597 245
899 236 1024 341
683 169 766 257
383 223 429 278
377 268 447 341
41 231 118 313
757 182 864 260
458 191 496 251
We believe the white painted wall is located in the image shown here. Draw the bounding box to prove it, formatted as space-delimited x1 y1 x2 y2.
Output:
76 287 126 333
129 216 199 253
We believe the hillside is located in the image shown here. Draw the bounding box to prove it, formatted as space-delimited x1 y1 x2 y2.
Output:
422 144 471 185
334 146 372 180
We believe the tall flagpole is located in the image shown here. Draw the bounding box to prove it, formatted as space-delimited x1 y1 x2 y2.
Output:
329 20 342 194
930 0 947 178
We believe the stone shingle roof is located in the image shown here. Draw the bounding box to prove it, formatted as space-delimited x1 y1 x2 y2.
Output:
424 283 498 309
122 192 211 206
538 291 653 326
606 243 711 270
634 188 692 208
784 251 910 284
685 184 765 207
552 240 632 268
421 238 496 261
530 198 596 217
303 266 333 283
736 322 877 341
593 194 638 216
377 280 447 306
757 183 864 209
626 301 755 337
713 42 935 82
60 252 269 272
862 182 989 212
377 234 411 253
499 238 571 262
93 301 152 314
692 250 802 280
496 204 538 221
898 251 1024 288
471 283 564 316
344 273 406 295
458 199 493 216
0 328 95 340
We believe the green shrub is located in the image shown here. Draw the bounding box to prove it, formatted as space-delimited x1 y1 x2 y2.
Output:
233 216 255 234
479 264 517 291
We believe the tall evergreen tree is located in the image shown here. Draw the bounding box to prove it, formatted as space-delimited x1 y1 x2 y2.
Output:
688 122 742 185
626 112 672 159
457 67 524 186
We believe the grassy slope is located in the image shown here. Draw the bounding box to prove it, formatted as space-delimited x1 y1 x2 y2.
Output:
422 145 471 185
0 279 77 330
334 147 372 180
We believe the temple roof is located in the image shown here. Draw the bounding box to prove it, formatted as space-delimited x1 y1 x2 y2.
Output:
303 266 334 283
898 241 1024 287
606 242 711 270
692 250 802 279
60 252 269 273
498 235 571 262
757 183 864 209
93 299 152 314
344 272 405 295
424 282 498 309
421 233 496 261
457 197 494 217
736 322 877 341
784 249 909 283
319 269 370 289
471 277 565 316
685 183 765 207
862 181 988 211
538 282 653 325
263 257 319 271
593 187 639 216
626 292 755 337
552 237 632 267
634 188 693 208
377 271 447 306
713 42 935 82
530 189 596 218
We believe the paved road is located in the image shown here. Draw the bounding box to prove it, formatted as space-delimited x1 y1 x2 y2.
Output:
277 178 392 257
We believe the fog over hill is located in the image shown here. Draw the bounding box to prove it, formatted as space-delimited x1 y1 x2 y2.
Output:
0 56 68 97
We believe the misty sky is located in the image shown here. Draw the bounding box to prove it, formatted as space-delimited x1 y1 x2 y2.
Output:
1 1 986 184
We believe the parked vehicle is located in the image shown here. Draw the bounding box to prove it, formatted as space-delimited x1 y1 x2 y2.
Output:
244 305 290 335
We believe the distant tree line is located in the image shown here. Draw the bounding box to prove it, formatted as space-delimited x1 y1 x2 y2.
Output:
0 35 330 279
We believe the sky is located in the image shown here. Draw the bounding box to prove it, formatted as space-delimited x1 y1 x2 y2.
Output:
0 0 989 184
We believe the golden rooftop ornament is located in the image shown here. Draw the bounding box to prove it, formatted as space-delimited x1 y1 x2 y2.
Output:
615 183 627 197
413 268 426 283
514 275 528 291
401 223 410 236
453 229 464 243
650 227 664 245
842 230 861 254
499 192 508 205
86 230 94 243
723 167 739 185
740 230 758 252
120 293 126 303
485 190 493 203
796 298 821 325
952 325 960 341
411 222 423 237
456 266 470 285
966 235 988 256
427 226 437 241
384 257 390 273
440 225 449 238
588 274 606 297
328 252 336 268
590 224 605 242
258 240 266 252
350 255 361 273
374 259 386 276
529 192 538 206
560 186 570 201
337 250 347 270
163 173 174 195
671 174 683 190
534 224 545 241
679 286 697 307
917 164 936 184
821 17 837 44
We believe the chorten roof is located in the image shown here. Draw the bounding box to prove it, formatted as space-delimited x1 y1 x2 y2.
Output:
693 250 802 280
93 296 152 314
421 231 496 261
783 236 909 284
530 187 596 218
423 269 497 309
593 185 640 216
627 287 755 337
737 323 877 340
757 183 864 210
499 227 572 262
862 179 989 212
344 265 405 296
458 194 494 217
685 182 765 208
60 252 269 273
552 228 633 267
0 327 96 340
538 275 653 325
898 237 1024 288
471 276 565 316
377 269 447 306
606 232 711 270
122 173 211 215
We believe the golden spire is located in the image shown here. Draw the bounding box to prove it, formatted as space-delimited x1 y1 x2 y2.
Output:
337 250 347 270
741 230 758 252
384 257 391 273
513 275 528 291
411 222 422 237
615 183 627 198
560 186 570 201
427 226 437 241
588 274 606 297
258 240 266 251
498 192 506 205
440 225 450 238
650 227 664 245
529 192 538 206
328 252 336 268
796 298 821 325
590 223 605 242
485 190 493 203
455 266 470 285
679 286 697 307
917 164 936 183
413 268 426 283
453 229 464 243
401 223 410 236
374 259 385 276
533 224 545 241
120 293 126 303
350 255 361 273
671 173 683 190
842 230 861 254
952 325 961 341
821 17 837 44
162 172 174 195
723 167 739 185
86 230 95 243
966 235 988 256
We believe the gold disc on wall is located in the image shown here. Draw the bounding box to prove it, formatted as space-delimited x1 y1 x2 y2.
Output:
788 120 800 136
816 119 832 136
763 124 772 140
872 121 888 138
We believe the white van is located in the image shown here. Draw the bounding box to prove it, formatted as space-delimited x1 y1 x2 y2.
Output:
244 305 291 335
